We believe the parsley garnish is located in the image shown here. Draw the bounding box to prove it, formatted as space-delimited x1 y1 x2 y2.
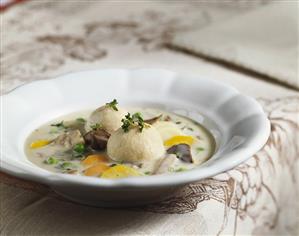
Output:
76 118 86 123
174 167 187 172
59 162 77 170
72 143 86 157
196 147 205 152
121 112 148 133
44 156 59 165
106 99 119 111
90 123 102 130
168 167 187 172
50 121 67 129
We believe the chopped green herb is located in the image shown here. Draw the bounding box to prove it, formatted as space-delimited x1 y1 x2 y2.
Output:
109 163 117 167
76 118 86 123
90 123 102 130
174 167 187 172
187 127 194 131
121 112 148 133
144 171 151 175
121 113 132 132
106 99 119 111
175 121 182 124
50 121 67 129
196 147 205 152
59 162 77 170
72 143 86 157
44 156 59 165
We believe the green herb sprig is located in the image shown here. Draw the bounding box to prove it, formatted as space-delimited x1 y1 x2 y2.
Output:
121 112 148 133
44 156 59 165
59 162 77 171
106 99 119 111
174 167 187 172
196 147 205 153
50 121 67 129
72 143 86 158
90 123 102 130
76 118 86 123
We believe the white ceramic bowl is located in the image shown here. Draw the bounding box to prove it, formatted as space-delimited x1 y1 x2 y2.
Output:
0 69 270 207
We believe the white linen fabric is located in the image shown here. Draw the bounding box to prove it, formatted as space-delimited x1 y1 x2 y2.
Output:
171 2 299 89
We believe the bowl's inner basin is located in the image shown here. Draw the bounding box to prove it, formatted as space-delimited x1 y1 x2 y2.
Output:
25 105 218 179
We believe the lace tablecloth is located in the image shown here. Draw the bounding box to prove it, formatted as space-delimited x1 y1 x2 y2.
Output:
1 1 298 235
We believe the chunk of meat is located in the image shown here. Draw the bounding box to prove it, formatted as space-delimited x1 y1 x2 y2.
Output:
53 130 84 149
35 130 84 157
84 128 110 150
64 120 86 135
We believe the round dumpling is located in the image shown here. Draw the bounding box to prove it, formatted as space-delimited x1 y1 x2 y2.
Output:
86 106 127 133
107 125 165 164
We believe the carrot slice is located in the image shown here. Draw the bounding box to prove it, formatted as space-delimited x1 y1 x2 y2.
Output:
101 165 141 179
84 163 109 176
30 140 51 149
164 135 195 147
81 154 108 166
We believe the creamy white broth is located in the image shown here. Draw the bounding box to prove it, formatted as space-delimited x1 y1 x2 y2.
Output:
25 107 215 177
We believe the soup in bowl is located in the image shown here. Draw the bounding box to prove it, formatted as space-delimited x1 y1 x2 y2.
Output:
25 99 216 179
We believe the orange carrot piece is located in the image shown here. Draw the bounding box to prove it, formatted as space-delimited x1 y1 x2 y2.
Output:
81 154 108 166
84 163 109 176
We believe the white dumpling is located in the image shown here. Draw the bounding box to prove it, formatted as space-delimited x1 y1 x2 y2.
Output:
107 125 165 165
86 106 127 133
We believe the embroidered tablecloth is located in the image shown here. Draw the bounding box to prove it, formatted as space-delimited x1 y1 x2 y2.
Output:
1 1 298 235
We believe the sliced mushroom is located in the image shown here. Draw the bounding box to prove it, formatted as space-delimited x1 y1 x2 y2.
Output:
144 114 162 125
167 144 193 163
84 128 110 150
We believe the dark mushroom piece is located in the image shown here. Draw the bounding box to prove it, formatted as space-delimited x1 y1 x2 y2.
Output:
84 128 110 150
144 114 162 125
167 144 193 163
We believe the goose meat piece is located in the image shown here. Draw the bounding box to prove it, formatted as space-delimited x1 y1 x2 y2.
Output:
35 130 84 157
53 129 84 149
